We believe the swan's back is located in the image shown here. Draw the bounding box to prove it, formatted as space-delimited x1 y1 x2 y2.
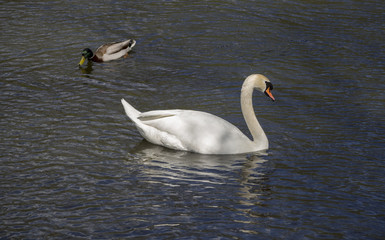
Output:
122 100 258 154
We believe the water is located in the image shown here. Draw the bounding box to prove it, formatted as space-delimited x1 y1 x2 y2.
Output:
1 0 384 239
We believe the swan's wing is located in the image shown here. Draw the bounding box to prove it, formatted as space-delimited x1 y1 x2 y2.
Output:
128 110 185 151
138 111 176 121
138 110 253 154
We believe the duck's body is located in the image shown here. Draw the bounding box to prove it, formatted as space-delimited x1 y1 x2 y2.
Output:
121 74 275 155
79 39 136 66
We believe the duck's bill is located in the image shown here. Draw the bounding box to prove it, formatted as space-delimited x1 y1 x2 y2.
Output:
265 87 275 101
79 56 86 66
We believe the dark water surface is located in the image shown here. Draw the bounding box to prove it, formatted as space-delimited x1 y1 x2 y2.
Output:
1 0 385 239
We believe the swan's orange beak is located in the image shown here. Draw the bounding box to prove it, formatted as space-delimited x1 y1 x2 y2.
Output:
265 87 275 101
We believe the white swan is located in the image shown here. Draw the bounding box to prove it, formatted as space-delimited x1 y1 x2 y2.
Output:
121 74 275 154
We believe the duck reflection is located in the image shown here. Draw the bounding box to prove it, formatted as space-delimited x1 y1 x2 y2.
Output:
78 61 93 74
127 140 272 205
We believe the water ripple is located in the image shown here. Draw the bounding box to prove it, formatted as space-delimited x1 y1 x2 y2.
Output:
1 0 385 239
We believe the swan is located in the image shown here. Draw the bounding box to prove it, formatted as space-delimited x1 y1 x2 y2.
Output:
79 39 136 66
121 74 275 154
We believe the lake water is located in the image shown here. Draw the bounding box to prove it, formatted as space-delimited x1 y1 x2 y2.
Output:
1 0 384 239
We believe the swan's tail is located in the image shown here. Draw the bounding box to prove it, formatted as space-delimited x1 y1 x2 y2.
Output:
121 98 141 122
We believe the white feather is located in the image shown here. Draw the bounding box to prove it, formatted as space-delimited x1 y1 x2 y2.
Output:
121 74 274 154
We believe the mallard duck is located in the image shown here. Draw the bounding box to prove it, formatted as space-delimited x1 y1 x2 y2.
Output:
79 39 136 66
121 74 275 155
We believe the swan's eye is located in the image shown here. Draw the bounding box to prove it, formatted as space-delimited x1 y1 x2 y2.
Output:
265 81 273 90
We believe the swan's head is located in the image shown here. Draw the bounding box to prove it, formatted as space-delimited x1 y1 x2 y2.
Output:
245 74 275 101
264 81 275 101
79 48 93 66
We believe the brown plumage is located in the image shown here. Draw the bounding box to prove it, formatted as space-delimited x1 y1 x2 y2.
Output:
79 39 136 65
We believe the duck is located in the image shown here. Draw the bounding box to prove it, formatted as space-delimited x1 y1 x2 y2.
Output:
79 39 136 66
121 74 275 155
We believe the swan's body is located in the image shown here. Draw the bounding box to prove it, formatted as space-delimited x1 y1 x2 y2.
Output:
121 74 275 154
79 39 136 66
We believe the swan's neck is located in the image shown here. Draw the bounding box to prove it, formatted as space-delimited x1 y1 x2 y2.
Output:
241 80 268 147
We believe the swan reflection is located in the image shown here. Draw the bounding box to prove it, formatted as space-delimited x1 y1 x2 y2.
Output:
127 140 272 205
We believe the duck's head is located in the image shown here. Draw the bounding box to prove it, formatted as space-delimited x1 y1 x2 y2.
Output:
79 48 93 66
